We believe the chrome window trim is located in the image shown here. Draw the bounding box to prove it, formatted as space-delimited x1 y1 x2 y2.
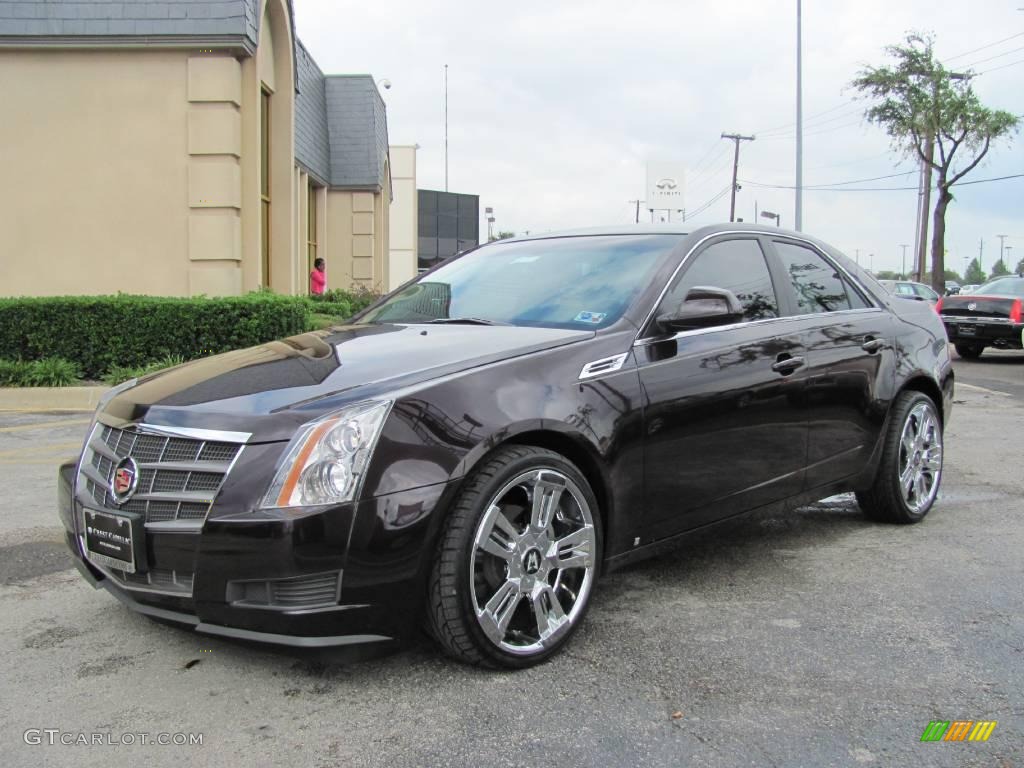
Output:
633 307 884 347
633 229 882 345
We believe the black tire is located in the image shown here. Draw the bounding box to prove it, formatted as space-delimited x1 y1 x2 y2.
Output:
426 445 602 668
954 343 984 360
856 391 943 524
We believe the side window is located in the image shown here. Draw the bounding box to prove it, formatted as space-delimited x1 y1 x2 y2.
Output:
915 284 937 301
896 283 915 296
660 239 779 323
774 241 858 314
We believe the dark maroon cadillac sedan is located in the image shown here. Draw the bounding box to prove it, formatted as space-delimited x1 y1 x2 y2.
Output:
59 224 953 668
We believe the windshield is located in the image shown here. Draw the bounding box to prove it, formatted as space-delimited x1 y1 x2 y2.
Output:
976 277 1024 297
362 234 682 329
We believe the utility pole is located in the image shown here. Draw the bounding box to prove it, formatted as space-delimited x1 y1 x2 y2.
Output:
915 70 971 283
855 248 860 266
915 139 933 282
795 0 803 231
443 64 449 192
979 237 985 275
628 200 642 224
721 132 755 222
900 244 909 278
997 234 1007 267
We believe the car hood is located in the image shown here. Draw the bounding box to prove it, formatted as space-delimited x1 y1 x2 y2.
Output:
99 323 594 442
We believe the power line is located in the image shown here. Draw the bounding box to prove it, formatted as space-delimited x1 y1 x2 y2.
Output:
684 185 732 221
758 105 862 137
944 31 1024 62
803 170 916 188
739 172 1024 192
959 43 1024 69
976 57 1024 75
752 101 852 136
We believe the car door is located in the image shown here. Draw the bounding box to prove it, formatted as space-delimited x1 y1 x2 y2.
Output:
765 238 896 490
635 236 810 542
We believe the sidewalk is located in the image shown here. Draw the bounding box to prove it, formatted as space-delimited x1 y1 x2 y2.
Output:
0 386 108 413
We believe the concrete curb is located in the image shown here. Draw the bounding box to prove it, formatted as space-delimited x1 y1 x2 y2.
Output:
0 386 108 412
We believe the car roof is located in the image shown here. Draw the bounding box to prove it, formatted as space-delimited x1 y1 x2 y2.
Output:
502 222 827 242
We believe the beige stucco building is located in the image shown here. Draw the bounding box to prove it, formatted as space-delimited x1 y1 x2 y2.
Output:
0 0 414 298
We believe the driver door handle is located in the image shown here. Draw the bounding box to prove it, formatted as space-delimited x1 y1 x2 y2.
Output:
771 355 805 375
861 337 887 353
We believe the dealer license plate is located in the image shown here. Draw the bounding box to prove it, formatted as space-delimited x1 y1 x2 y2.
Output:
84 509 137 573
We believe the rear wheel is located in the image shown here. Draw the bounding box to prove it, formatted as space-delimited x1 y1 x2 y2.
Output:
427 446 601 668
954 343 984 359
857 391 943 524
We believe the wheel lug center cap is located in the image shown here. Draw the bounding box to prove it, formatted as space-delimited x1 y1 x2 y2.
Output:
522 547 543 575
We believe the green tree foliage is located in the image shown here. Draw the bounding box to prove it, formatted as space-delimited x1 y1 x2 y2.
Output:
489 231 516 242
1016 257 1024 277
852 33 1019 293
989 259 1010 279
964 257 986 284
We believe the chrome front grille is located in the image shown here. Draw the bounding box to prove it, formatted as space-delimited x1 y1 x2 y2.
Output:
78 424 243 530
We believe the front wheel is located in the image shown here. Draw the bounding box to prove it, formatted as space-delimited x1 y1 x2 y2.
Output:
857 391 943 524
427 446 601 668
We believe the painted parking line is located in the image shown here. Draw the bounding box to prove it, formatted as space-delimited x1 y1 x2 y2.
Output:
0 442 83 459
0 459 77 465
0 418 92 433
957 382 1011 398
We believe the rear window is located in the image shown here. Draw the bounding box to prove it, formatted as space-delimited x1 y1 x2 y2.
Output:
976 277 1024 297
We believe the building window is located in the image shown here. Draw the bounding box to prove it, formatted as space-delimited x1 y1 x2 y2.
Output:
260 87 271 288
307 181 318 273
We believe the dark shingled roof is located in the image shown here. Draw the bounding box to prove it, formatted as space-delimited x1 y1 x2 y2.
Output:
324 75 389 190
0 0 261 49
294 39 330 185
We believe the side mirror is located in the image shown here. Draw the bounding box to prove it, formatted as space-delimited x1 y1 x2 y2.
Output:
656 286 744 333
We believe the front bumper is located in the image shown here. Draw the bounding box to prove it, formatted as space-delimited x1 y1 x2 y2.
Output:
60 461 457 648
941 316 1024 348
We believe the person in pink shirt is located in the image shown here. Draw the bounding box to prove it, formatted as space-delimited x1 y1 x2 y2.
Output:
309 258 326 295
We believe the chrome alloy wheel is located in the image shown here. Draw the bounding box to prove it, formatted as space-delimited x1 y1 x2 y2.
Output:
898 401 942 514
469 468 597 656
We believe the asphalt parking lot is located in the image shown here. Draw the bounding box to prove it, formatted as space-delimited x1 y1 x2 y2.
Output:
1 351 1022 768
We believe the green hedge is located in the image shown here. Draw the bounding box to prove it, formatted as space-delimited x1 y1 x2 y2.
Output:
306 288 380 318
0 294 310 380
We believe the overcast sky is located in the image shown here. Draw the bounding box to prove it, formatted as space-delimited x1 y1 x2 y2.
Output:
297 1 1024 276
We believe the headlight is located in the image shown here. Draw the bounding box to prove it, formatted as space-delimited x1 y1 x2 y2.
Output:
260 400 392 509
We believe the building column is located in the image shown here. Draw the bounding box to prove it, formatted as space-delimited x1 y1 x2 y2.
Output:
185 55 243 296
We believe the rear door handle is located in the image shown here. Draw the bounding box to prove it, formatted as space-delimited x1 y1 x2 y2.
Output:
862 337 887 353
771 355 805 374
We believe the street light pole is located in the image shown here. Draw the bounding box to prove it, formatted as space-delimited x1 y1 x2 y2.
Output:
795 0 803 231
900 244 909 278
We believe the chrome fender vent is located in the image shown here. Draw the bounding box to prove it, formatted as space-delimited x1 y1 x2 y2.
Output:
579 353 629 380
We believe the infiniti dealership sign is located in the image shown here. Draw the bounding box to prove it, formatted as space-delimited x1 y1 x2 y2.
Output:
646 160 686 212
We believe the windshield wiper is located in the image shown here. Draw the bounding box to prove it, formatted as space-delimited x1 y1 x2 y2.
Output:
426 317 510 326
